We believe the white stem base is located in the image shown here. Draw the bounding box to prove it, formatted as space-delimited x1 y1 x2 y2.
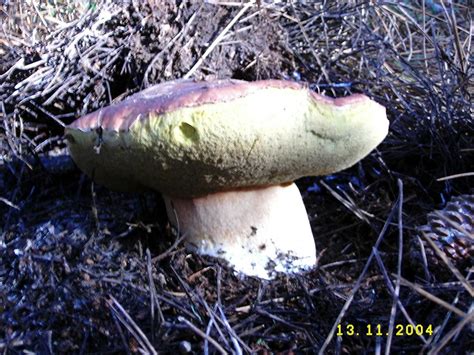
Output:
164 183 316 279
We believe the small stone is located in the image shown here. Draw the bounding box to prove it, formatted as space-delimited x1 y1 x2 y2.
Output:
178 340 192 353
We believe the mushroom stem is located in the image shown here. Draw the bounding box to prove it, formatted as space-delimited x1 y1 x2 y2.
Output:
164 183 316 279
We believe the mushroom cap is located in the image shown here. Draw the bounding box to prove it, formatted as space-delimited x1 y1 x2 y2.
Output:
66 79 389 197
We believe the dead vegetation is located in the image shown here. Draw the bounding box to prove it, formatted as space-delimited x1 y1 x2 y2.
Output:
1 1 472 353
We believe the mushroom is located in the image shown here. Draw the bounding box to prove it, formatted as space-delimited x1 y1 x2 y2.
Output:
66 79 389 279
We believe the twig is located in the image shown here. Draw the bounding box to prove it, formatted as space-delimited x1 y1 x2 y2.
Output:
151 234 186 263
436 172 474 181
320 180 373 224
201 301 231 354
27 101 66 128
415 234 432 281
178 316 228 355
373 249 427 344
256 307 305 331
318 183 400 354
320 259 360 270
385 179 404 354
183 2 253 79
291 3 333 93
204 315 216 355
421 232 474 297
428 270 472 348
397 276 467 318
0 58 47 80
143 9 199 86
107 296 158 355
146 248 164 342
428 309 474 354
110 311 132 355
0 197 20 210
235 297 285 313
216 305 244 355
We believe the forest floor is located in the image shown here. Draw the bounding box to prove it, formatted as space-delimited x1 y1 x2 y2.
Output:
1 1 472 353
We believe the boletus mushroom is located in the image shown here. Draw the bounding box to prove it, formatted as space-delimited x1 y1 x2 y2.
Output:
66 79 389 279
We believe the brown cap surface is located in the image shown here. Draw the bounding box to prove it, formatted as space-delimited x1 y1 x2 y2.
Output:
66 79 389 196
